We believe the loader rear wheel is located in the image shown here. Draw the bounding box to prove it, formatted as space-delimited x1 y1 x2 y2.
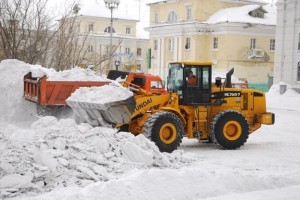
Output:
144 111 184 153
210 110 249 149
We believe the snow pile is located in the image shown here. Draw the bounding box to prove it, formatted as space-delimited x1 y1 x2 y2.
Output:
0 116 193 199
266 82 300 111
0 59 194 198
47 67 110 82
67 84 133 104
0 59 111 124
0 60 50 124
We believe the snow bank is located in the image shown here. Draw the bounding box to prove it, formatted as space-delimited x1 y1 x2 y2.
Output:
0 59 110 124
0 116 192 198
266 83 300 111
0 59 193 199
0 60 48 124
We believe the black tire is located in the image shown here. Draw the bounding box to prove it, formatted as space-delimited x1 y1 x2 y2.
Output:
201 136 213 143
210 110 249 149
118 124 129 132
144 111 184 153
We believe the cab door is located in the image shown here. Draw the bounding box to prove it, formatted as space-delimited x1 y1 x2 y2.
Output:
183 65 212 105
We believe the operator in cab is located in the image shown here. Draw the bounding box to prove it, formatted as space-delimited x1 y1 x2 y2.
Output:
187 71 197 85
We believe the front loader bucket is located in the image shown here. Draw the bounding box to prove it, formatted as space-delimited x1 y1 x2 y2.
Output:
66 96 136 126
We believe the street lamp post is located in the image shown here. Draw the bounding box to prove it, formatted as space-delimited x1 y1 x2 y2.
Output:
104 0 120 71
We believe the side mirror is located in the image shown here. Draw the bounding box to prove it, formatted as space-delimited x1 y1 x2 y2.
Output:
215 77 222 87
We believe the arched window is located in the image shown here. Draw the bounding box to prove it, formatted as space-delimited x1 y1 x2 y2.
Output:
104 26 115 33
167 10 177 22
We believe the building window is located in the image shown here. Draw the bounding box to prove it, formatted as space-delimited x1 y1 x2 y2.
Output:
167 11 177 22
88 23 94 32
298 33 300 51
68 26 73 33
249 10 265 19
257 13 263 18
213 37 218 49
168 38 174 51
88 45 94 53
137 48 142 56
186 6 192 20
154 40 158 50
104 26 115 33
185 37 190 50
126 27 131 35
250 38 256 49
270 39 275 51
137 64 141 71
154 13 159 23
125 47 130 54
298 62 300 81
77 23 80 33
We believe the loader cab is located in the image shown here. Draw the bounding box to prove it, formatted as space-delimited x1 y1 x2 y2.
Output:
167 62 212 105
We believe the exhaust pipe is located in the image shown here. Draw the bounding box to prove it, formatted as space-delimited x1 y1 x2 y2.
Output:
225 68 234 88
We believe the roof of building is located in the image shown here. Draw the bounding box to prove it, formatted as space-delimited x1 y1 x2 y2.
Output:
204 4 276 25
77 1 138 21
147 0 271 5
219 0 269 5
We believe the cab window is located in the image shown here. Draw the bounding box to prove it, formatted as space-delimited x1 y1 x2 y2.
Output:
151 81 163 89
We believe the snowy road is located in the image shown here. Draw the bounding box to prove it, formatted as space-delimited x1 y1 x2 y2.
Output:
9 107 300 200
1 60 300 199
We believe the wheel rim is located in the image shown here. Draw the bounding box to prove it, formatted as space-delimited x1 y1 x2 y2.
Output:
223 121 242 141
159 123 177 144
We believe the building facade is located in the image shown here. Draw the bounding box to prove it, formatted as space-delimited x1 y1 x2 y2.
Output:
146 0 276 91
74 15 149 73
274 0 300 92
62 1 150 74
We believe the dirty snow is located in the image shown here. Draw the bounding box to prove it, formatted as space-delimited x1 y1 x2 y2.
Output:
1 59 300 199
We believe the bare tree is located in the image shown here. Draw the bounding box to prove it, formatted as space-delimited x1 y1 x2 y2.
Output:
0 0 60 64
48 11 89 70
51 10 124 72
0 0 124 72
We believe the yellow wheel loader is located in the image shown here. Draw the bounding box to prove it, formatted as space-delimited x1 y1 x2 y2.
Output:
67 62 275 152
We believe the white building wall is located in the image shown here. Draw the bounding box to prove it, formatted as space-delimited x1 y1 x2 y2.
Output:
160 38 166 81
174 37 178 62
274 0 300 89
178 37 183 61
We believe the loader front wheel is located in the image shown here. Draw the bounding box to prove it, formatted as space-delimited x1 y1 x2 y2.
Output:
144 112 184 153
210 110 249 149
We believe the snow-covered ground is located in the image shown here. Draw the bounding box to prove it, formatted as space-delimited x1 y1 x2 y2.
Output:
1 60 300 199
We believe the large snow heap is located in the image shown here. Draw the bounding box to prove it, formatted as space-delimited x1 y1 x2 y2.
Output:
0 60 193 199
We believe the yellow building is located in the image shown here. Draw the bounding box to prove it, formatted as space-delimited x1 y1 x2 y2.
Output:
146 0 276 91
